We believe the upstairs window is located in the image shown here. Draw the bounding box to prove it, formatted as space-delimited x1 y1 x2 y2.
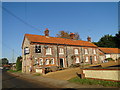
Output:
59 48 64 54
74 49 79 54
46 48 52 55
93 49 96 54
24 47 30 55
85 49 88 54
35 45 41 53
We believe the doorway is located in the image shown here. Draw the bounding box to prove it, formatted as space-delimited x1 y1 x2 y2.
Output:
60 58 64 68
90 56 93 64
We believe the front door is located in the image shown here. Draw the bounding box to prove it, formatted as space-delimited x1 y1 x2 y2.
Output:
60 58 64 68
90 56 92 64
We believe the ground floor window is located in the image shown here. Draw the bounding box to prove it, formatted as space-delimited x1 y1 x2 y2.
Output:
45 59 49 65
94 56 97 61
76 57 80 63
39 58 43 65
85 56 89 62
50 58 54 64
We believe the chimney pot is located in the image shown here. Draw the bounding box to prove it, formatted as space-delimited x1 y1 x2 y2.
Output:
87 36 91 42
44 28 49 36
70 33 75 39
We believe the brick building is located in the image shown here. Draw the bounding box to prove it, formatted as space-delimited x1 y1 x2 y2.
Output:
22 29 100 73
99 47 120 60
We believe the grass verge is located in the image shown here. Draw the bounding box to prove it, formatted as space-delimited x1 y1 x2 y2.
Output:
7 69 22 73
33 73 41 76
68 76 120 87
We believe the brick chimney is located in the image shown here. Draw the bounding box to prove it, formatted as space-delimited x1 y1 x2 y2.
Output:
87 36 91 42
44 28 49 36
70 33 75 39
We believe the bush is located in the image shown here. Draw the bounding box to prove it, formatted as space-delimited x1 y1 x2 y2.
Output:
70 63 80 68
16 56 22 71
105 58 114 61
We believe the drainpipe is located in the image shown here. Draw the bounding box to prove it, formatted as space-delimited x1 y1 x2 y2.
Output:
56 44 59 66
65 44 68 67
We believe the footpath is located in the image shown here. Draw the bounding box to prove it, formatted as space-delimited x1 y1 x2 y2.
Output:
7 71 107 88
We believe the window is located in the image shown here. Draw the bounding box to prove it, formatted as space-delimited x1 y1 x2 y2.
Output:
85 56 89 62
94 56 97 61
39 59 43 65
93 49 96 54
76 57 80 63
45 59 49 65
46 48 52 55
74 49 79 54
50 58 54 64
59 48 64 54
35 45 41 53
85 49 88 54
24 47 30 55
106 54 110 58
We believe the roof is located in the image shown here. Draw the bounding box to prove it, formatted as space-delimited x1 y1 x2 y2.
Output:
99 47 120 54
23 34 97 47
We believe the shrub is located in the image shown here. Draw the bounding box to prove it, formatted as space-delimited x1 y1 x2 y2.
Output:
105 58 114 61
70 63 80 68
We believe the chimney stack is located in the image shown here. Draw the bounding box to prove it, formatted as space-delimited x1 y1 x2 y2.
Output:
44 28 49 36
70 33 75 39
87 36 91 42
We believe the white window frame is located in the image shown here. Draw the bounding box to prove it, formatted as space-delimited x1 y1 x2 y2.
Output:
74 49 79 55
85 56 89 62
59 48 64 54
85 49 88 54
94 56 97 61
39 58 43 65
45 59 49 65
93 49 96 54
75 57 80 63
50 58 54 64
46 48 52 55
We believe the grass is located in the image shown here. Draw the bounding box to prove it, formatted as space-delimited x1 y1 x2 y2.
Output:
68 76 120 87
33 73 41 76
7 69 22 73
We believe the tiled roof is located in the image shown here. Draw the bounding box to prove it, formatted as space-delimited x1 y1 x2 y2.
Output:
99 47 120 54
24 34 97 47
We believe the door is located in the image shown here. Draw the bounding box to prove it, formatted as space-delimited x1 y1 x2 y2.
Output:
90 56 93 64
60 58 64 68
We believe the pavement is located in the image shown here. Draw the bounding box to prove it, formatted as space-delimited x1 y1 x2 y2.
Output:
7 71 108 88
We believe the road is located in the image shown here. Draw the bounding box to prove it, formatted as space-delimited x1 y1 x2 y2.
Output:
2 70 58 89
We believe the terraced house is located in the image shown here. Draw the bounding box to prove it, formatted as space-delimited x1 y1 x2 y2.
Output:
22 29 100 73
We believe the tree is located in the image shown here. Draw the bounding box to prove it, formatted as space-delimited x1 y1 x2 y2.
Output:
93 34 116 48
0 58 9 65
16 56 22 71
56 31 81 40
114 30 120 48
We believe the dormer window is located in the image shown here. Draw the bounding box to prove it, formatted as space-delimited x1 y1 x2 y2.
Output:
35 45 41 53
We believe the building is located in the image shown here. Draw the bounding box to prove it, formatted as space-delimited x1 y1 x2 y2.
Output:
99 47 120 60
22 29 100 73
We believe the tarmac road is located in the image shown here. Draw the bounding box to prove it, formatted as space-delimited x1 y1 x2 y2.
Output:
2 70 56 89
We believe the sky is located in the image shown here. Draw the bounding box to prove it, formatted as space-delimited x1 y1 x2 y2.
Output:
2 2 118 63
